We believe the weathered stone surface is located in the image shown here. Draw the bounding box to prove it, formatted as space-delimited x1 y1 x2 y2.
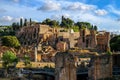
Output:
16 24 110 52
96 31 110 52
56 41 68 51
55 52 76 80
88 55 112 80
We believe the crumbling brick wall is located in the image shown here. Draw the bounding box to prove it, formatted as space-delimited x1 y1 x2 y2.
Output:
88 55 112 80
55 52 76 80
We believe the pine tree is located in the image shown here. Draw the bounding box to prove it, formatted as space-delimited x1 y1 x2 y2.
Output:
20 18 23 27
94 25 98 31
24 18 27 26
30 18 32 26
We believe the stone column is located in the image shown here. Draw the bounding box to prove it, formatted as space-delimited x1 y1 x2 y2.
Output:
34 46 37 62
55 51 76 80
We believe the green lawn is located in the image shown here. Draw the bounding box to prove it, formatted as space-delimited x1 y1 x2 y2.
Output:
0 62 55 68
0 78 10 80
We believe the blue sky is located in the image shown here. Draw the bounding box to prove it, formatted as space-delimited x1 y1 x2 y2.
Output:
0 0 120 32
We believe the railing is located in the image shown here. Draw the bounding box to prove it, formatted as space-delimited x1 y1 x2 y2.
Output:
22 68 55 76
21 67 120 76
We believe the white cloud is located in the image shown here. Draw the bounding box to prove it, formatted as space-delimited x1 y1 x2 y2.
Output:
62 13 71 18
37 1 61 11
107 5 120 15
0 0 120 32
51 14 61 20
0 16 13 22
76 13 120 31
64 2 96 11
52 11 120 31
95 9 108 16
0 16 23 25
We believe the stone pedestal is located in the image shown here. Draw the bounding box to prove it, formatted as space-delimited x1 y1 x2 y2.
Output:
55 51 76 80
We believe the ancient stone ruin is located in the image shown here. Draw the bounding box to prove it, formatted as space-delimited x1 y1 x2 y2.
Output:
55 51 76 80
88 55 112 80
16 24 110 52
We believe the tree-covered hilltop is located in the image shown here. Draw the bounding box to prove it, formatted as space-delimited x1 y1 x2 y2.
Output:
10 16 98 32
110 35 120 51
41 16 98 31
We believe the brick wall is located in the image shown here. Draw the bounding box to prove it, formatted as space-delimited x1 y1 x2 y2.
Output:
88 55 112 80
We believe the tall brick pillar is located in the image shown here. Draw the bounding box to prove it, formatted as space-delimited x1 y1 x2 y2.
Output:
55 51 76 80
88 55 112 80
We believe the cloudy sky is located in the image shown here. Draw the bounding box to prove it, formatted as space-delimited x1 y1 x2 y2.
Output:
0 0 120 32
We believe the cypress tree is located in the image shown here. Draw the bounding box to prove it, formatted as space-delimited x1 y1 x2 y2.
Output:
94 25 98 31
20 18 23 27
30 18 32 26
24 18 27 26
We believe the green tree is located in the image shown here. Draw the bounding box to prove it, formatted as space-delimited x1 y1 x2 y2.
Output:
49 20 59 27
24 55 31 67
2 50 18 68
24 18 27 26
75 22 93 30
2 50 18 77
75 22 82 29
60 16 74 28
12 22 17 31
106 50 112 55
1 36 21 48
42 18 51 25
20 18 23 27
12 22 20 31
42 18 59 27
16 22 19 28
30 18 32 26
94 25 98 31
110 35 120 51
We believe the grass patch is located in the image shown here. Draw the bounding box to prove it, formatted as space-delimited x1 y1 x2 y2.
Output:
0 78 10 80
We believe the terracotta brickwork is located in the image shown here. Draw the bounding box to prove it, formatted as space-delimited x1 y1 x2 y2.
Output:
88 55 112 80
96 31 110 52
78 29 110 52
16 24 110 52
16 24 57 47
55 52 76 80
78 28 97 48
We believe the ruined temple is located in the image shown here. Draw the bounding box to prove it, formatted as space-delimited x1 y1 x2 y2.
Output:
78 28 97 48
16 24 110 52
16 24 57 47
78 28 110 52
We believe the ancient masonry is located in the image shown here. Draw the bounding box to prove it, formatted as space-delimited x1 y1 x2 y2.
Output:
55 52 76 80
16 24 110 52
88 55 112 80
78 28 110 52
55 51 112 80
